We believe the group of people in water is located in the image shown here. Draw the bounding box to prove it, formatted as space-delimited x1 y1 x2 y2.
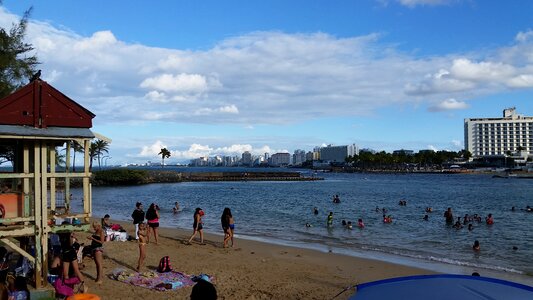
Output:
308 194 511 254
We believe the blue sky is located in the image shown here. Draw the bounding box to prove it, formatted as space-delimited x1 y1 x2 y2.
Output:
1 0 533 165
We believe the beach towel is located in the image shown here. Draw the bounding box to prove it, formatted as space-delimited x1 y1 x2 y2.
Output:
112 269 214 291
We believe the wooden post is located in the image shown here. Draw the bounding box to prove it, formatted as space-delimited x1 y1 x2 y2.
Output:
83 139 90 221
23 142 30 218
34 142 42 289
65 141 71 213
50 147 56 212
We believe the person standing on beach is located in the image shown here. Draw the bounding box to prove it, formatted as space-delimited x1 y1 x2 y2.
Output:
136 223 147 271
146 203 160 244
221 207 234 248
188 208 205 244
131 202 145 240
87 221 105 284
58 231 86 291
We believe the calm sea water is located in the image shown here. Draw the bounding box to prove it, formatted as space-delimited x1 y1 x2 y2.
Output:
71 168 533 284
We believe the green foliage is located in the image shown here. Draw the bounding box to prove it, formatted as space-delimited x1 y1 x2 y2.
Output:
0 6 39 98
89 139 109 170
158 147 171 167
346 149 467 170
93 169 148 185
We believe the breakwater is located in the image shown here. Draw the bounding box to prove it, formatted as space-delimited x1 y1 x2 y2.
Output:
90 169 321 186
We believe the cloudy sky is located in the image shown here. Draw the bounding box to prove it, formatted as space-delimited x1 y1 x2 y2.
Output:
1 0 533 165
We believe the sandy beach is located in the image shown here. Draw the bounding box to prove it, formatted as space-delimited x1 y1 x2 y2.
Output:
70 219 434 300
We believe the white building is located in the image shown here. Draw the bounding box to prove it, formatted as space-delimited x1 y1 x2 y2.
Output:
269 152 290 166
319 144 359 162
464 108 533 158
292 149 306 166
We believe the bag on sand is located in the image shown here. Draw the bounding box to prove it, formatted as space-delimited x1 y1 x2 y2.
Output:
157 256 172 273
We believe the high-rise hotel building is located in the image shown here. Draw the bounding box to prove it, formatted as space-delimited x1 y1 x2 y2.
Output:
464 108 533 157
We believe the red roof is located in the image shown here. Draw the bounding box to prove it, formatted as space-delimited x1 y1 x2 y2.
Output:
0 79 95 128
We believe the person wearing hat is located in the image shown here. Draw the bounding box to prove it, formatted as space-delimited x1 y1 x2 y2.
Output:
188 208 205 244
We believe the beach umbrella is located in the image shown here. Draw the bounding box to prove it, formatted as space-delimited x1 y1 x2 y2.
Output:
348 274 533 300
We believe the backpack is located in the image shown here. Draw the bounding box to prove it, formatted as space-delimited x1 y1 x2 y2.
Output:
157 256 172 273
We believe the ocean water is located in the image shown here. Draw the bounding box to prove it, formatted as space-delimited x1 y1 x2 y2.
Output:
71 169 533 284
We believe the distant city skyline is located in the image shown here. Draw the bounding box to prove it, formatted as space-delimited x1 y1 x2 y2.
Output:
1 1 533 166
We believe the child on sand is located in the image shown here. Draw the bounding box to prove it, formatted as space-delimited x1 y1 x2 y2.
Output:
137 223 147 271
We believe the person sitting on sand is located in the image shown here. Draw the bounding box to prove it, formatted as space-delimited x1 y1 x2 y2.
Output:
473 240 480 251
137 223 147 271
101 214 111 231
188 208 205 244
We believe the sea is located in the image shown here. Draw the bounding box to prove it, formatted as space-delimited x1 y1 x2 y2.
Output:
70 167 533 285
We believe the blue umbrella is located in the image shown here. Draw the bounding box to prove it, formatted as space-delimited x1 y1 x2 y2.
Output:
347 274 533 300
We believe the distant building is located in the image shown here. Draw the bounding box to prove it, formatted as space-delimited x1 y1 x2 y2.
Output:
241 151 252 166
190 157 208 167
393 149 414 156
319 144 359 163
305 151 315 162
292 149 306 166
269 152 290 166
464 108 533 158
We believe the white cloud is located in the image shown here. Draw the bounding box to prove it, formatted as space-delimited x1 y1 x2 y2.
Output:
516 30 533 43
451 140 462 148
140 73 208 93
427 145 439 151
1 8 532 127
428 98 469 112
134 142 285 161
396 0 456 7
139 140 167 156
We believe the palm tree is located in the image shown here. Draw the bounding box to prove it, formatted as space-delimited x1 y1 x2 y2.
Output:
158 148 171 167
71 141 83 171
89 139 109 171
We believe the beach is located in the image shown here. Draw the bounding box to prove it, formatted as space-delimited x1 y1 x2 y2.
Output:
79 220 433 299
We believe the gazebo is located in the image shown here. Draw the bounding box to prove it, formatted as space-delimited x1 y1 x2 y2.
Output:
0 78 95 288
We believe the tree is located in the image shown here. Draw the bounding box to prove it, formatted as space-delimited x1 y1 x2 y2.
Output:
158 148 171 167
71 141 83 171
0 5 39 98
89 139 109 171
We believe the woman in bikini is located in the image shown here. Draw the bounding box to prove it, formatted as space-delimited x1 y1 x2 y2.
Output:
137 223 147 271
87 222 105 283
188 208 204 244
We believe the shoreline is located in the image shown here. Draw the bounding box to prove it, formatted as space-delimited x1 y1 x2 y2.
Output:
80 219 531 299
83 219 434 299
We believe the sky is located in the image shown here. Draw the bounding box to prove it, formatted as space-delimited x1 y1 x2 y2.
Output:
1 0 533 165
